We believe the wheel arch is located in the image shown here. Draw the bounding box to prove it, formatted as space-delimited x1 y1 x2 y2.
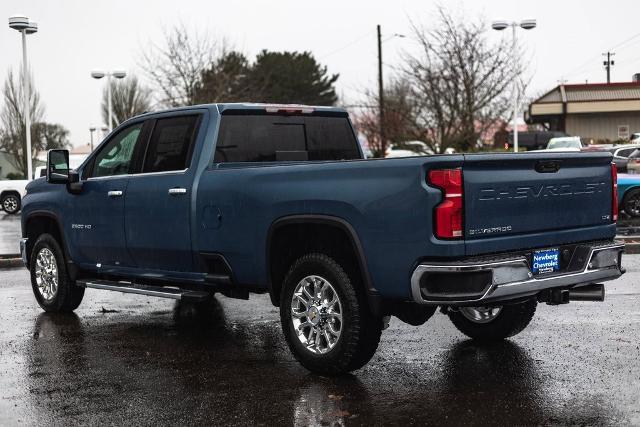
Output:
24 211 75 277
266 214 378 309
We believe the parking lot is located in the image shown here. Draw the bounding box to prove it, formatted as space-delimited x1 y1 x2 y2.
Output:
1 254 639 425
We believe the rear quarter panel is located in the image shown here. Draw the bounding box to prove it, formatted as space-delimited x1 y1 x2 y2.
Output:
195 156 464 299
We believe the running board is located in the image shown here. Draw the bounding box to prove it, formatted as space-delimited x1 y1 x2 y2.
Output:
76 279 210 302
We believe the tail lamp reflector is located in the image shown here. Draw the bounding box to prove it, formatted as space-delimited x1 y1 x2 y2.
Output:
612 163 618 222
428 169 463 239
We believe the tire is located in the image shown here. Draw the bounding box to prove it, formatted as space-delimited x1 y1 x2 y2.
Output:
1 193 21 214
280 253 382 375
447 298 537 342
30 233 84 313
623 189 640 218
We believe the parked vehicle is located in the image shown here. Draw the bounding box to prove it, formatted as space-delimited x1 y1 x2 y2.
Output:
617 173 640 217
545 136 583 151
630 133 640 143
498 130 567 151
0 179 28 214
625 149 640 175
608 144 640 173
20 103 624 375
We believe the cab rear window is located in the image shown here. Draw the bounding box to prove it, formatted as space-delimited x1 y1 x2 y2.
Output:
214 115 360 163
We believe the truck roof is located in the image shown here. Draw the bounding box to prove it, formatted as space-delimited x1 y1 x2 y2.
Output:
129 103 348 122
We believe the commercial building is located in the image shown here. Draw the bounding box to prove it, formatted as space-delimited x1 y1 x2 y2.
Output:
527 75 640 143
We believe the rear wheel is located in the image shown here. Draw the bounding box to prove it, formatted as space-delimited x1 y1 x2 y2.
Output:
280 253 382 375
447 298 537 342
1 193 20 214
30 234 84 312
623 189 640 218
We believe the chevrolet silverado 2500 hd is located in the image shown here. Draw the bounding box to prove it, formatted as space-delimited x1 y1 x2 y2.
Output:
20 103 624 374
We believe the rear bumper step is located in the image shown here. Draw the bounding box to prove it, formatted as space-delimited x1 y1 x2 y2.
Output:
411 241 624 305
76 279 210 302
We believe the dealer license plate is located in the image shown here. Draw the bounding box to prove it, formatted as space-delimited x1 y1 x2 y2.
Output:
532 248 560 275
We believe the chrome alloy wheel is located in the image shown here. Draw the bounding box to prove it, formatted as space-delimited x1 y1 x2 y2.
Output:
2 195 18 213
34 248 58 301
459 306 502 324
291 275 343 354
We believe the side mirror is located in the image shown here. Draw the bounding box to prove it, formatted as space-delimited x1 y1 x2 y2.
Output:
47 149 70 184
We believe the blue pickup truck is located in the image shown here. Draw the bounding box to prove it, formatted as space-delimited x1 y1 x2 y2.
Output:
20 103 624 375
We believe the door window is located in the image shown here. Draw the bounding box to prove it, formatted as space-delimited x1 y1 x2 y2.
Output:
90 123 144 178
143 115 200 173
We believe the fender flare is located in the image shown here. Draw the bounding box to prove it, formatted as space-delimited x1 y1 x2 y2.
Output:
265 214 380 310
24 211 77 279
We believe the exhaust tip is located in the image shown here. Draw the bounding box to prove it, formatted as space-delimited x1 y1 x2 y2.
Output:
568 284 605 302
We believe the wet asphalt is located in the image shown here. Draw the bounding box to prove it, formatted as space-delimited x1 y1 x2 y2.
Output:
0 257 639 426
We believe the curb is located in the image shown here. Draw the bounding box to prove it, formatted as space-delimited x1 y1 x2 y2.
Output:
618 238 640 254
0 254 23 269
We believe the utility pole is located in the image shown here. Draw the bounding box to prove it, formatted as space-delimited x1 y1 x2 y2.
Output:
603 52 615 84
377 24 385 157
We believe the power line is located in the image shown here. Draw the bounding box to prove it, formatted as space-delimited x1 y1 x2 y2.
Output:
562 30 640 79
319 31 372 59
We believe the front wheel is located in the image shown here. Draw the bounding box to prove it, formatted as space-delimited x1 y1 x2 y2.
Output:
447 298 537 342
280 253 382 375
30 234 84 312
1 193 20 214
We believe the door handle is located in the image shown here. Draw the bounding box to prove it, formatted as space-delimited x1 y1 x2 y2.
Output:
107 190 123 197
168 188 187 196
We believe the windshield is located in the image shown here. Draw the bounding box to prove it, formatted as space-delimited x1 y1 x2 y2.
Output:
547 139 581 149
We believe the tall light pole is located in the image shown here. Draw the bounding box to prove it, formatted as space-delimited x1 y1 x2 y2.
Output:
9 14 38 180
89 125 96 151
492 19 536 153
91 69 126 132
377 25 405 157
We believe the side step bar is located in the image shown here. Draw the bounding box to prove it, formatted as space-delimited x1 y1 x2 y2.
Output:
76 279 210 302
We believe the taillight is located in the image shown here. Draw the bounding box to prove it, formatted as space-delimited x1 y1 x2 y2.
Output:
428 169 463 239
612 163 618 222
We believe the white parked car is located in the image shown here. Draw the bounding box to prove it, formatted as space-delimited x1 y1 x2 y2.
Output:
545 136 583 151
630 133 640 143
0 179 28 214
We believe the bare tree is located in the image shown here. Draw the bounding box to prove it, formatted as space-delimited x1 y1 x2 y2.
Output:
0 68 45 176
402 8 525 153
353 79 420 157
140 23 220 107
102 75 152 128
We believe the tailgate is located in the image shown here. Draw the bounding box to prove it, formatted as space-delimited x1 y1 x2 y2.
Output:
463 152 615 251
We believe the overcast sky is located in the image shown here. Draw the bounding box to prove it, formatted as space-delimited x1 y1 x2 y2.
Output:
2 0 640 147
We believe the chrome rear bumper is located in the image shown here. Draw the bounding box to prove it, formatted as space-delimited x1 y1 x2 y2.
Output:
411 241 624 305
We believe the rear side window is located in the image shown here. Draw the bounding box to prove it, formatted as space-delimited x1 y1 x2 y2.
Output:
214 115 360 163
143 115 200 173
617 148 635 157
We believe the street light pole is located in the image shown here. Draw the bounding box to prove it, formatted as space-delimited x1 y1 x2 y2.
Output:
107 73 113 132
492 19 536 153
89 126 96 151
9 15 38 180
377 24 385 157
91 69 126 132
21 29 33 180
511 24 519 153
